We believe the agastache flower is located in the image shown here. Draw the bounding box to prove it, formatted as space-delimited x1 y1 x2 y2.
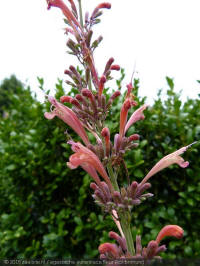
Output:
140 143 196 186
124 104 148 134
67 141 113 192
156 225 184 244
101 127 110 156
46 0 81 30
119 99 132 137
44 96 89 145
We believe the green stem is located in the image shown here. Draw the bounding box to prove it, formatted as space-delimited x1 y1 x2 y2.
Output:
120 213 135 255
78 0 83 27
107 162 119 192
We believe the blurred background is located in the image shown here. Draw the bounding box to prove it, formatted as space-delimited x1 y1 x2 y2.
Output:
0 0 200 259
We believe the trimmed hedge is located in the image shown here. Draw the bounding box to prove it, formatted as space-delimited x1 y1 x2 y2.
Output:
0 75 199 258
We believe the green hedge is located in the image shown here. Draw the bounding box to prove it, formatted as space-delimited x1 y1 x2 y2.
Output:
0 75 199 258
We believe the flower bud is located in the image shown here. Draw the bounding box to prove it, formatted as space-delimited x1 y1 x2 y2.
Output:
113 191 121 204
97 3 111 9
99 75 106 96
146 240 158 258
130 181 138 198
98 243 119 258
109 231 127 253
136 235 142 256
111 65 120 71
128 134 140 142
90 182 98 191
60 95 73 103
104 57 114 74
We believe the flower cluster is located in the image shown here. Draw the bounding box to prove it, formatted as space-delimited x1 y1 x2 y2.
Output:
99 225 183 260
44 0 195 260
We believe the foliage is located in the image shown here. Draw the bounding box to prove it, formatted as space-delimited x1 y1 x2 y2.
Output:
0 75 199 258
0 75 24 115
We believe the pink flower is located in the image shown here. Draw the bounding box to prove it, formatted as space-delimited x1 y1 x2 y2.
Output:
46 0 81 30
124 104 148 134
97 3 112 9
98 243 119 258
67 141 113 192
119 99 132 137
101 127 110 156
44 96 89 146
140 144 193 186
156 225 184 244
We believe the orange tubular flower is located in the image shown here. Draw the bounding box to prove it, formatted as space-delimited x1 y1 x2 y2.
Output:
140 144 193 186
156 225 184 244
67 141 113 192
44 96 89 146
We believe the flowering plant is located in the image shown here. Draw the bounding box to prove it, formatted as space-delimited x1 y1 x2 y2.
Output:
44 0 195 260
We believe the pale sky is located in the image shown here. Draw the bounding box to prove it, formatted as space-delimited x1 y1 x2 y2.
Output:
1 0 200 104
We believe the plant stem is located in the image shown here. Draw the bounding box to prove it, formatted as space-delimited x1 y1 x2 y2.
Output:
107 162 119 192
107 163 135 255
78 0 83 27
120 213 135 255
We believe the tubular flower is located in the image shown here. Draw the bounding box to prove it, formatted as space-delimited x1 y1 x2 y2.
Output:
156 225 184 244
119 99 132 137
140 144 193 186
98 243 120 258
46 0 82 33
124 104 148 134
44 96 89 146
67 141 113 192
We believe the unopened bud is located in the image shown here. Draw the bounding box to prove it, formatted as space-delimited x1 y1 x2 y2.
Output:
136 235 142 256
113 191 121 204
104 57 114 74
107 91 121 108
137 183 151 197
97 3 111 9
128 134 140 142
111 65 120 71
60 95 73 103
147 240 158 258
90 182 98 191
98 243 119 258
